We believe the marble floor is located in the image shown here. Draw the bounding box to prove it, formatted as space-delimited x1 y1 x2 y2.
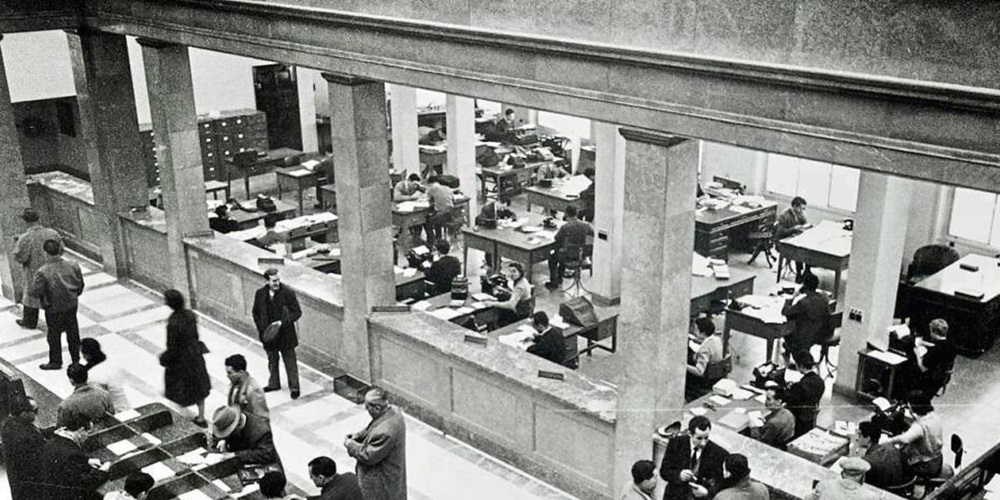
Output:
0 252 576 500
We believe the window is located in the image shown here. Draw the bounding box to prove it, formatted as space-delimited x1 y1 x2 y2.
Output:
948 187 1000 246
764 153 860 212
537 111 591 140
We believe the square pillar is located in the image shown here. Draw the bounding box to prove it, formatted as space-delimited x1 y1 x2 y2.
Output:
445 94 477 226
590 122 626 305
834 172 913 394
0 35 31 300
323 73 395 380
297 67 319 153
139 39 210 295
613 129 699 494
388 84 419 177
68 29 148 279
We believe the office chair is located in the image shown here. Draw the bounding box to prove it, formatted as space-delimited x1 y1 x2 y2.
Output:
747 228 775 267
561 245 593 297
817 311 844 379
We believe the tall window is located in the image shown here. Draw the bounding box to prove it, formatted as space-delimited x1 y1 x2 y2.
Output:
948 187 1000 246
537 112 591 141
764 153 860 212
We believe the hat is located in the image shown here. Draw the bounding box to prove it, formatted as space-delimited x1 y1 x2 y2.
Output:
840 457 871 475
211 406 242 438
21 208 39 223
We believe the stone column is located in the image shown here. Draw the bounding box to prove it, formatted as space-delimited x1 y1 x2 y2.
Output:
67 29 148 280
834 172 913 394
445 94 477 228
0 35 31 301
139 39 210 295
613 130 699 494
590 122 626 305
388 84 419 177
323 73 395 380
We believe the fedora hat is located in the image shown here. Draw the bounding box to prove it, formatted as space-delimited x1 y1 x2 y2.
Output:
211 406 243 438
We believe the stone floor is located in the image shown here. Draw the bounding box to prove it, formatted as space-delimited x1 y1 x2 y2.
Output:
0 253 576 500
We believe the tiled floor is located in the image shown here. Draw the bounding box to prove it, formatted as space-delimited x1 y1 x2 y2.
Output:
0 253 576 500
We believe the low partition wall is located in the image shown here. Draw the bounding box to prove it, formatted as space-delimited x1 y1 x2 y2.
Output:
369 312 619 500
119 208 170 292
182 235 348 371
26 171 108 261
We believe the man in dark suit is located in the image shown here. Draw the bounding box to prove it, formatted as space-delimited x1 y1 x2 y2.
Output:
30 239 85 370
660 416 729 500
545 205 593 291
424 239 462 297
2 396 45 500
37 412 110 500
780 273 830 361
252 268 302 399
526 312 564 365
785 351 826 438
208 405 282 469
307 456 364 500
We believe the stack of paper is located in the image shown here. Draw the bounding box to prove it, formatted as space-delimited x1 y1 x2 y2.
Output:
551 316 569 329
396 201 417 213
472 293 494 301
106 440 138 456
301 159 320 171
412 301 432 311
430 308 462 321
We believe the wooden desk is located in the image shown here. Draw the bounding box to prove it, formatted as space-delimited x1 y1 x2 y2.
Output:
525 185 585 215
479 161 549 201
723 305 795 362
775 220 853 299
275 164 325 215
224 147 302 198
855 348 908 401
695 201 777 260
690 268 756 316
463 214 558 282
420 292 500 330
225 211 337 251
225 200 297 230
392 196 471 255
150 180 232 208
909 254 1000 355
490 319 580 368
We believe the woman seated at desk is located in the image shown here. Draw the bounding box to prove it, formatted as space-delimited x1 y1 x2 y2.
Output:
686 316 725 401
884 390 944 480
484 262 534 328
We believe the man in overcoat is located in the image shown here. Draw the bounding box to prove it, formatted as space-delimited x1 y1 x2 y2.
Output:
344 387 407 500
252 268 302 399
13 208 60 329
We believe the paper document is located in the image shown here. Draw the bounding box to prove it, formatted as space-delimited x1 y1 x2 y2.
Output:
867 349 907 365
106 440 138 456
690 407 708 416
178 490 215 500
499 330 534 349
402 268 418 278
301 159 320 171
114 409 141 421
142 461 176 482
288 169 310 178
551 316 569 329
560 174 592 195
709 395 731 406
429 308 462 321
396 202 416 213
450 299 465 307
140 433 161 446
729 205 752 214
472 293 494 301
412 301 432 311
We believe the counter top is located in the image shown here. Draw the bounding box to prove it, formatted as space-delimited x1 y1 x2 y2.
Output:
371 310 618 423
119 205 167 234
27 171 95 205
184 234 345 312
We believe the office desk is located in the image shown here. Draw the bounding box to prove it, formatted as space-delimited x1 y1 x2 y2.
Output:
225 199 297 230
418 292 500 330
275 163 327 215
463 215 558 282
490 319 580 368
225 147 302 198
226 211 338 251
479 161 549 201
695 201 777 260
393 196 471 254
723 303 795 362
150 180 232 208
775 220 853 299
908 254 1000 355
678 383 770 434
294 250 426 302
525 185 585 214
855 348 908 401
419 141 491 171
690 268 756 316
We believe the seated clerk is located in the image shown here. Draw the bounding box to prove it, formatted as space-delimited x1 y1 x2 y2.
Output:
210 205 239 234
912 319 956 397
393 173 424 202
660 416 729 500
493 108 519 144
687 317 724 378
484 262 534 328
780 273 830 362
775 196 813 282
425 176 455 244
545 205 593 291
884 390 944 480
784 351 825 438
252 214 286 249
526 312 564 365
536 161 568 181
477 196 516 269
749 386 796 450
423 239 463 297
853 420 910 491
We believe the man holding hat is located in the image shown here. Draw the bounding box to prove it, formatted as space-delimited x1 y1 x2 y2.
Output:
13 207 60 329
809 457 882 500
208 405 282 469
715 454 769 500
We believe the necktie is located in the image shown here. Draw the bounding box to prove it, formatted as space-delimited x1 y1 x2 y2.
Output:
691 448 701 476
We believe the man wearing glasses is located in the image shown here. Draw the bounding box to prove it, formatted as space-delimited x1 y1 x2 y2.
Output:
344 387 407 500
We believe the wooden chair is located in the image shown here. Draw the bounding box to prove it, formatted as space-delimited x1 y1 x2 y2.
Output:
747 228 775 267
561 244 594 296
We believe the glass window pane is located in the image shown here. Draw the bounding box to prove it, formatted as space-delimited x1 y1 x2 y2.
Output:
477 99 502 117
765 154 799 196
796 158 832 207
829 165 861 212
949 187 996 244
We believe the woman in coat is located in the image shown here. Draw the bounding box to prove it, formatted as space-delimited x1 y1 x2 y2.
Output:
160 289 212 426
